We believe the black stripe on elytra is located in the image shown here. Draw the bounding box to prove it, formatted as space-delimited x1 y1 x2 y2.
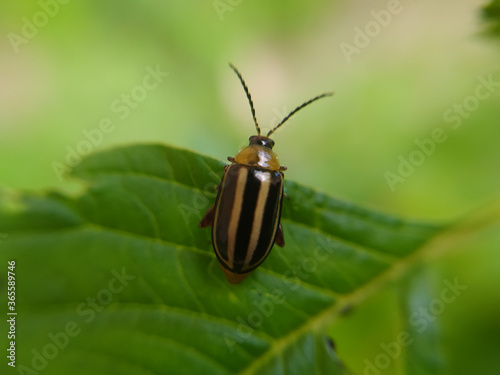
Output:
232 167 263 272
213 164 240 263
250 170 283 268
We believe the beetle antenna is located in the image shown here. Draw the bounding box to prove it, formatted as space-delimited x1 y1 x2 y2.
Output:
267 92 333 137
229 63 261 136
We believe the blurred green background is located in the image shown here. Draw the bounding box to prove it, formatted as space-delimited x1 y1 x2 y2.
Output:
1 0 499 374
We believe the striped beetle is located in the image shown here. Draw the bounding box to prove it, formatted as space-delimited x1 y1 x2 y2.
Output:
199 64 332 283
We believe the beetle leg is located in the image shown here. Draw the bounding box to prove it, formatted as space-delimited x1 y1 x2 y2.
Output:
279 165 287 172
227 156 236 163
274 223 285 247
199 205 215 228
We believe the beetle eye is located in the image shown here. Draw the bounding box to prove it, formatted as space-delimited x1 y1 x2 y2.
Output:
248 136 274 149
260 138 274 149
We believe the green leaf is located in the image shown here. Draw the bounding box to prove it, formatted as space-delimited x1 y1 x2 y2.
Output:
397 268 443 375
483 0 500 36
0 144 497 375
